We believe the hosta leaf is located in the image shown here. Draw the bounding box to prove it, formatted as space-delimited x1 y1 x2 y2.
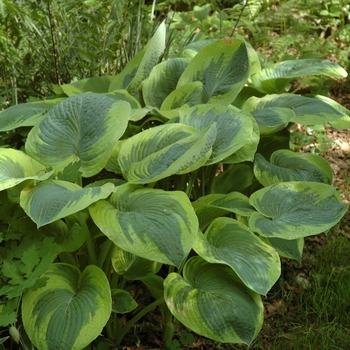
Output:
262 237 304 263
111 244 162 280
0 149 53 191
20 180 115 227
141 275 165 301
61 76 117 96
164 257 264 345
177 38 249 105
109 49 146 91
25 93 131 177
249 182 348 239
257 133 290 160
251 107 295 135
245 40 261 76
111 289 138 314
251 59 347 93
22 264 111 350
193 192 256 230
212 164 255 194
222 110 260 164
244 94 344 125
181 39 217 58
127 21 166 100
160 81 204 111
142 58 189 108
232 86 265 110
106 89 141 109
118 123 216 184
105 140 124 174
254 150 333 186
194 217 280 295
313 94 350 129
89 184 198 267
0 98 64 131
172 104 253 164
130 106 152 122
40 217 87 254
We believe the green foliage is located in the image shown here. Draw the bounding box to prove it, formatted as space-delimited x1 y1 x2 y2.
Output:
0 20 349 350
0 0 157 106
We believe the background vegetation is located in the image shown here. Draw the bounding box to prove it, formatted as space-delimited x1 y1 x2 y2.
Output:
1 0 349 349
1 0 350 107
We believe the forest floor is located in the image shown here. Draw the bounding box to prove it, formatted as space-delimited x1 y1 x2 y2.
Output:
122 83 350 350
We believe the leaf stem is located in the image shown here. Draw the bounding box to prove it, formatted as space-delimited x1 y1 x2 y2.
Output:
185 170 198 198
78 212 98 266
114 297 165 345
206 164 219 195
97 239 114 270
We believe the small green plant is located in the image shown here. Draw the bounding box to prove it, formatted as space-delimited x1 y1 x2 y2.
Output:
0 21 349 349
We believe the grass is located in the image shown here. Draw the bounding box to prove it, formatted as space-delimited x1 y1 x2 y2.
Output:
240 220 350 350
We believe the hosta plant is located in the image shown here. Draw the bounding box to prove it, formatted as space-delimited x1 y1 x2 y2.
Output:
0 22 349 349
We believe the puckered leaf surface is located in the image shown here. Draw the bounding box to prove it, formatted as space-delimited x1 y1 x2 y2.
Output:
254 150 333 186
164 257 264 345
177 38 250 105
90 184 198 267
25 93 131 177
20 180 115 227
118 123 216 184
0 149 53 191
249 182 347 239
194 217 280 295
22 264 111 350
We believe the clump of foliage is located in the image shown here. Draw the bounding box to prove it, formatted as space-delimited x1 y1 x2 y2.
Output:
0 20 349 350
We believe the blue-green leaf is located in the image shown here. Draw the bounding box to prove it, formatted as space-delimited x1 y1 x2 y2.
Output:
25 93 131 177
111 244 162 280
127 21 166 100
254 150 333 186
20 180 115 227
160 81 204 110
89 184 198 267
262 237 304 263
118 123 216 184
142 58 189 108
193 192 256 230
251 59 347 93
0 98 64 132
194 217 280 295
251 107 295 135
212 163 255 194
22 264 111 350
177 38 249 105
172 104 253 164
164 257 264 345
0 149 53 191
244 94 345 125
249 182 348 239
111 289 138 314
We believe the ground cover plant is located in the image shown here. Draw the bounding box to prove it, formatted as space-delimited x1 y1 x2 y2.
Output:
0 15 350 350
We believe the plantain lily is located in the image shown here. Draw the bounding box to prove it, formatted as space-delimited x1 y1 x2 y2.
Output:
0 21 348 350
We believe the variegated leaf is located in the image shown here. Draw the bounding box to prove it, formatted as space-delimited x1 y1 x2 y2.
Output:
89 184 198 267
20 180 115 227
25 93 131 177
22 264 111 350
